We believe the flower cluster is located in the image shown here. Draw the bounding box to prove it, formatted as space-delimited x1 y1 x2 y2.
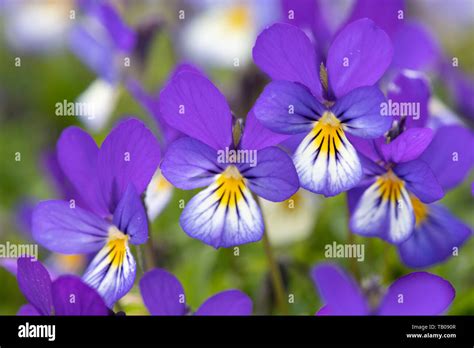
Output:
2 0 472 316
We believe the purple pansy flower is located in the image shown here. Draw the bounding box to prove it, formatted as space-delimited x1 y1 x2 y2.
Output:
16 257 108 316
158 70 299 248
348 126 444 244
252 19 393 196
349 71 473 263
140 268 253 316
31 118 160 307
312 263 455 315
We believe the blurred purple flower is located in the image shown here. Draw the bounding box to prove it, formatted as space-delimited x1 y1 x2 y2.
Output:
16 257 108 316
140 268 253 316
312 263 455 315
31 118 160 307
253 19 393 196
159 70 299 248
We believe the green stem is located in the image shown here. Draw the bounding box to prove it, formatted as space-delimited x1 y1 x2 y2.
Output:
254 194 288 315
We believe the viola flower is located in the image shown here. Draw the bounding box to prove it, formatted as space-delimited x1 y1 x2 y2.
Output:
140 268 252 316
312 263 455 315
349 71 472 259
32 118 160 307
348 126 444 244
16 257 108 316
159 71 299 248
253 19 393 196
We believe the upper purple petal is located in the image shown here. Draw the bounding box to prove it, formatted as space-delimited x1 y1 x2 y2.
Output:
345 0 405 38
52 275 109 315
97 118 161 214
17 304 41 316
419 125 474 190
159 71 233 150
17 258 53 316
327 18 393 98
311 263 369 315
239 110 289 151
195 290 253 316
378 272 455 315
331 86 392 138
139 268 187 316
253 23 322 99
391 21 440 71
386 71 431 128
32 200 110 254
56 126 106 216
239 147 299 202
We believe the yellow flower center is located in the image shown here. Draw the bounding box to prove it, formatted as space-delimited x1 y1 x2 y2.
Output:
310 111 344 156
106 226 129 268
215 165 246 208
376 170 405 203
225 5 251 31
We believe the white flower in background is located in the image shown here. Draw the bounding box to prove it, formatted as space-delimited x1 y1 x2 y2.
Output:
2 0 72 53
145 169 174 221
75 78 120 133
260 189 320 246
180 0 279 68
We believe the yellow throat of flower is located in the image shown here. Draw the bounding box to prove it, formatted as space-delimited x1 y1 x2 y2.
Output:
215 165 246 208
410 195 429 226
225 5 251 31
106 226 129 268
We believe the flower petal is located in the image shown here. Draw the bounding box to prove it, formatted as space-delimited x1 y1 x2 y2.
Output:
98 118 161 214
397 203 472 268
239 110 289 151
252 23 322 99
239 147 299 202
311 263 369 315
345 0 405 38
17 304 41 316
350 173 415 244
386 71 430 128
392 21 440 70
113 184 148 245
419 125 474 190
17 258 53 316
331 86 392 138
294 121 362 196
378 272 455 315
82 237 136 308
52 275 108 315
159 71 233 150
32 200 110 254
180 175 264 248
56 126 105 216
139 268 187 316
69 25 118 84
380 128 434 164
327 18 393 98
394 160 444 203
144 170 174 221
195 290 253 316
161 137 224 190
253 80 325 135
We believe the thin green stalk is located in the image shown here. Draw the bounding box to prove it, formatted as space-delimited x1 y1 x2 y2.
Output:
254 194 288 315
